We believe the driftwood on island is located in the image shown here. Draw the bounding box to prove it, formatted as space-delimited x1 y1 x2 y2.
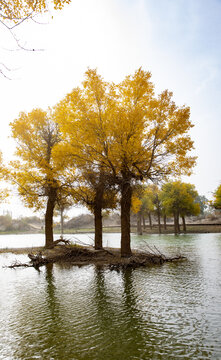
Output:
6 243 186 270
47 238 71 248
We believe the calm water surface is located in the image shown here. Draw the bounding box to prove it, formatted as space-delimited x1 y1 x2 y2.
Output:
0 233 221 359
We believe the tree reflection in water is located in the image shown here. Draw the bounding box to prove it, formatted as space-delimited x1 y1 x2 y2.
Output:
91 266 148 359
2 242 220 360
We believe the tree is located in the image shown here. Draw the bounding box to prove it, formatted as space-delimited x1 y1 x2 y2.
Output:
195 195 209 215
0 213 12 231
69 170 117 250
55 191 74 239
54 69 118 250
0 0 70 25
212 184 221 210
106 70 195 255
0 151 9 202
0 0 71 77
141 185 156 230
160 181 200 234
150 184 163 234
132 184 159 235
131 188 143 235
9 108 72 248
56 68 196 257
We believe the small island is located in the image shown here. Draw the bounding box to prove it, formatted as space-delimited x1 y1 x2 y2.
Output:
5 243 185 270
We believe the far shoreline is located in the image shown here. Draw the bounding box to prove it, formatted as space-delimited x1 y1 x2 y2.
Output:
0 223 221 236
0 225 220 256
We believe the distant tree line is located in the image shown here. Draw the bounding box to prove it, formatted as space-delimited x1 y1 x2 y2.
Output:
132 182 209 235
0 214 43 232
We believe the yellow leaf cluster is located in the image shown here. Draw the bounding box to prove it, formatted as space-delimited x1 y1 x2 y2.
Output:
0 0 71 23
9 108 75 210
160 181 200 217
55 68 196 185
131 195 142 214
212 184 221 209
0 151 9 202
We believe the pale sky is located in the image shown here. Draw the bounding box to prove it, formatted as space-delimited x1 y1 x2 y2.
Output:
0 0 221 218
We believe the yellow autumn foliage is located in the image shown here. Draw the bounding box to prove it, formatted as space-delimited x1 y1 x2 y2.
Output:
0 151 9 203
212 184 221 210
0 0 71 23
9 108 73 211
131 195 142 214
55 68 196 184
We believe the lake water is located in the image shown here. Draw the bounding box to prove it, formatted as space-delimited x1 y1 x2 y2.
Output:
0 232 221 359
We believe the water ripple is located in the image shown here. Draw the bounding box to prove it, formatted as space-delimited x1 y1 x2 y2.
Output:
1 233 221 359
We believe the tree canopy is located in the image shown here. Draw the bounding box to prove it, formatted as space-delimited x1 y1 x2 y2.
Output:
54 69 118 249
160 180 200 233
9 108 74 247
0 0 71 78
0 0 71 26
0 151 9 202
212 184 221 210
55 68 196 256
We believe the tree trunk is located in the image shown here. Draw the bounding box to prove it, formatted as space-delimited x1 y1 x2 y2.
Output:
156 201 161 234
142 215 146 230
177 213 180 233
174 212 178 235
121 180 132 257
60 206 64 239
137 211 142 235
163 215 167 230
94 202 103 250
45 188 57 248
94 185 104 250
148 212 152 229
182 215 186 233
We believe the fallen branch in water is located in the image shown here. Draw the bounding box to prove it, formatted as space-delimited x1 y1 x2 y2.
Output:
6 261 32 269
5 252 51 269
